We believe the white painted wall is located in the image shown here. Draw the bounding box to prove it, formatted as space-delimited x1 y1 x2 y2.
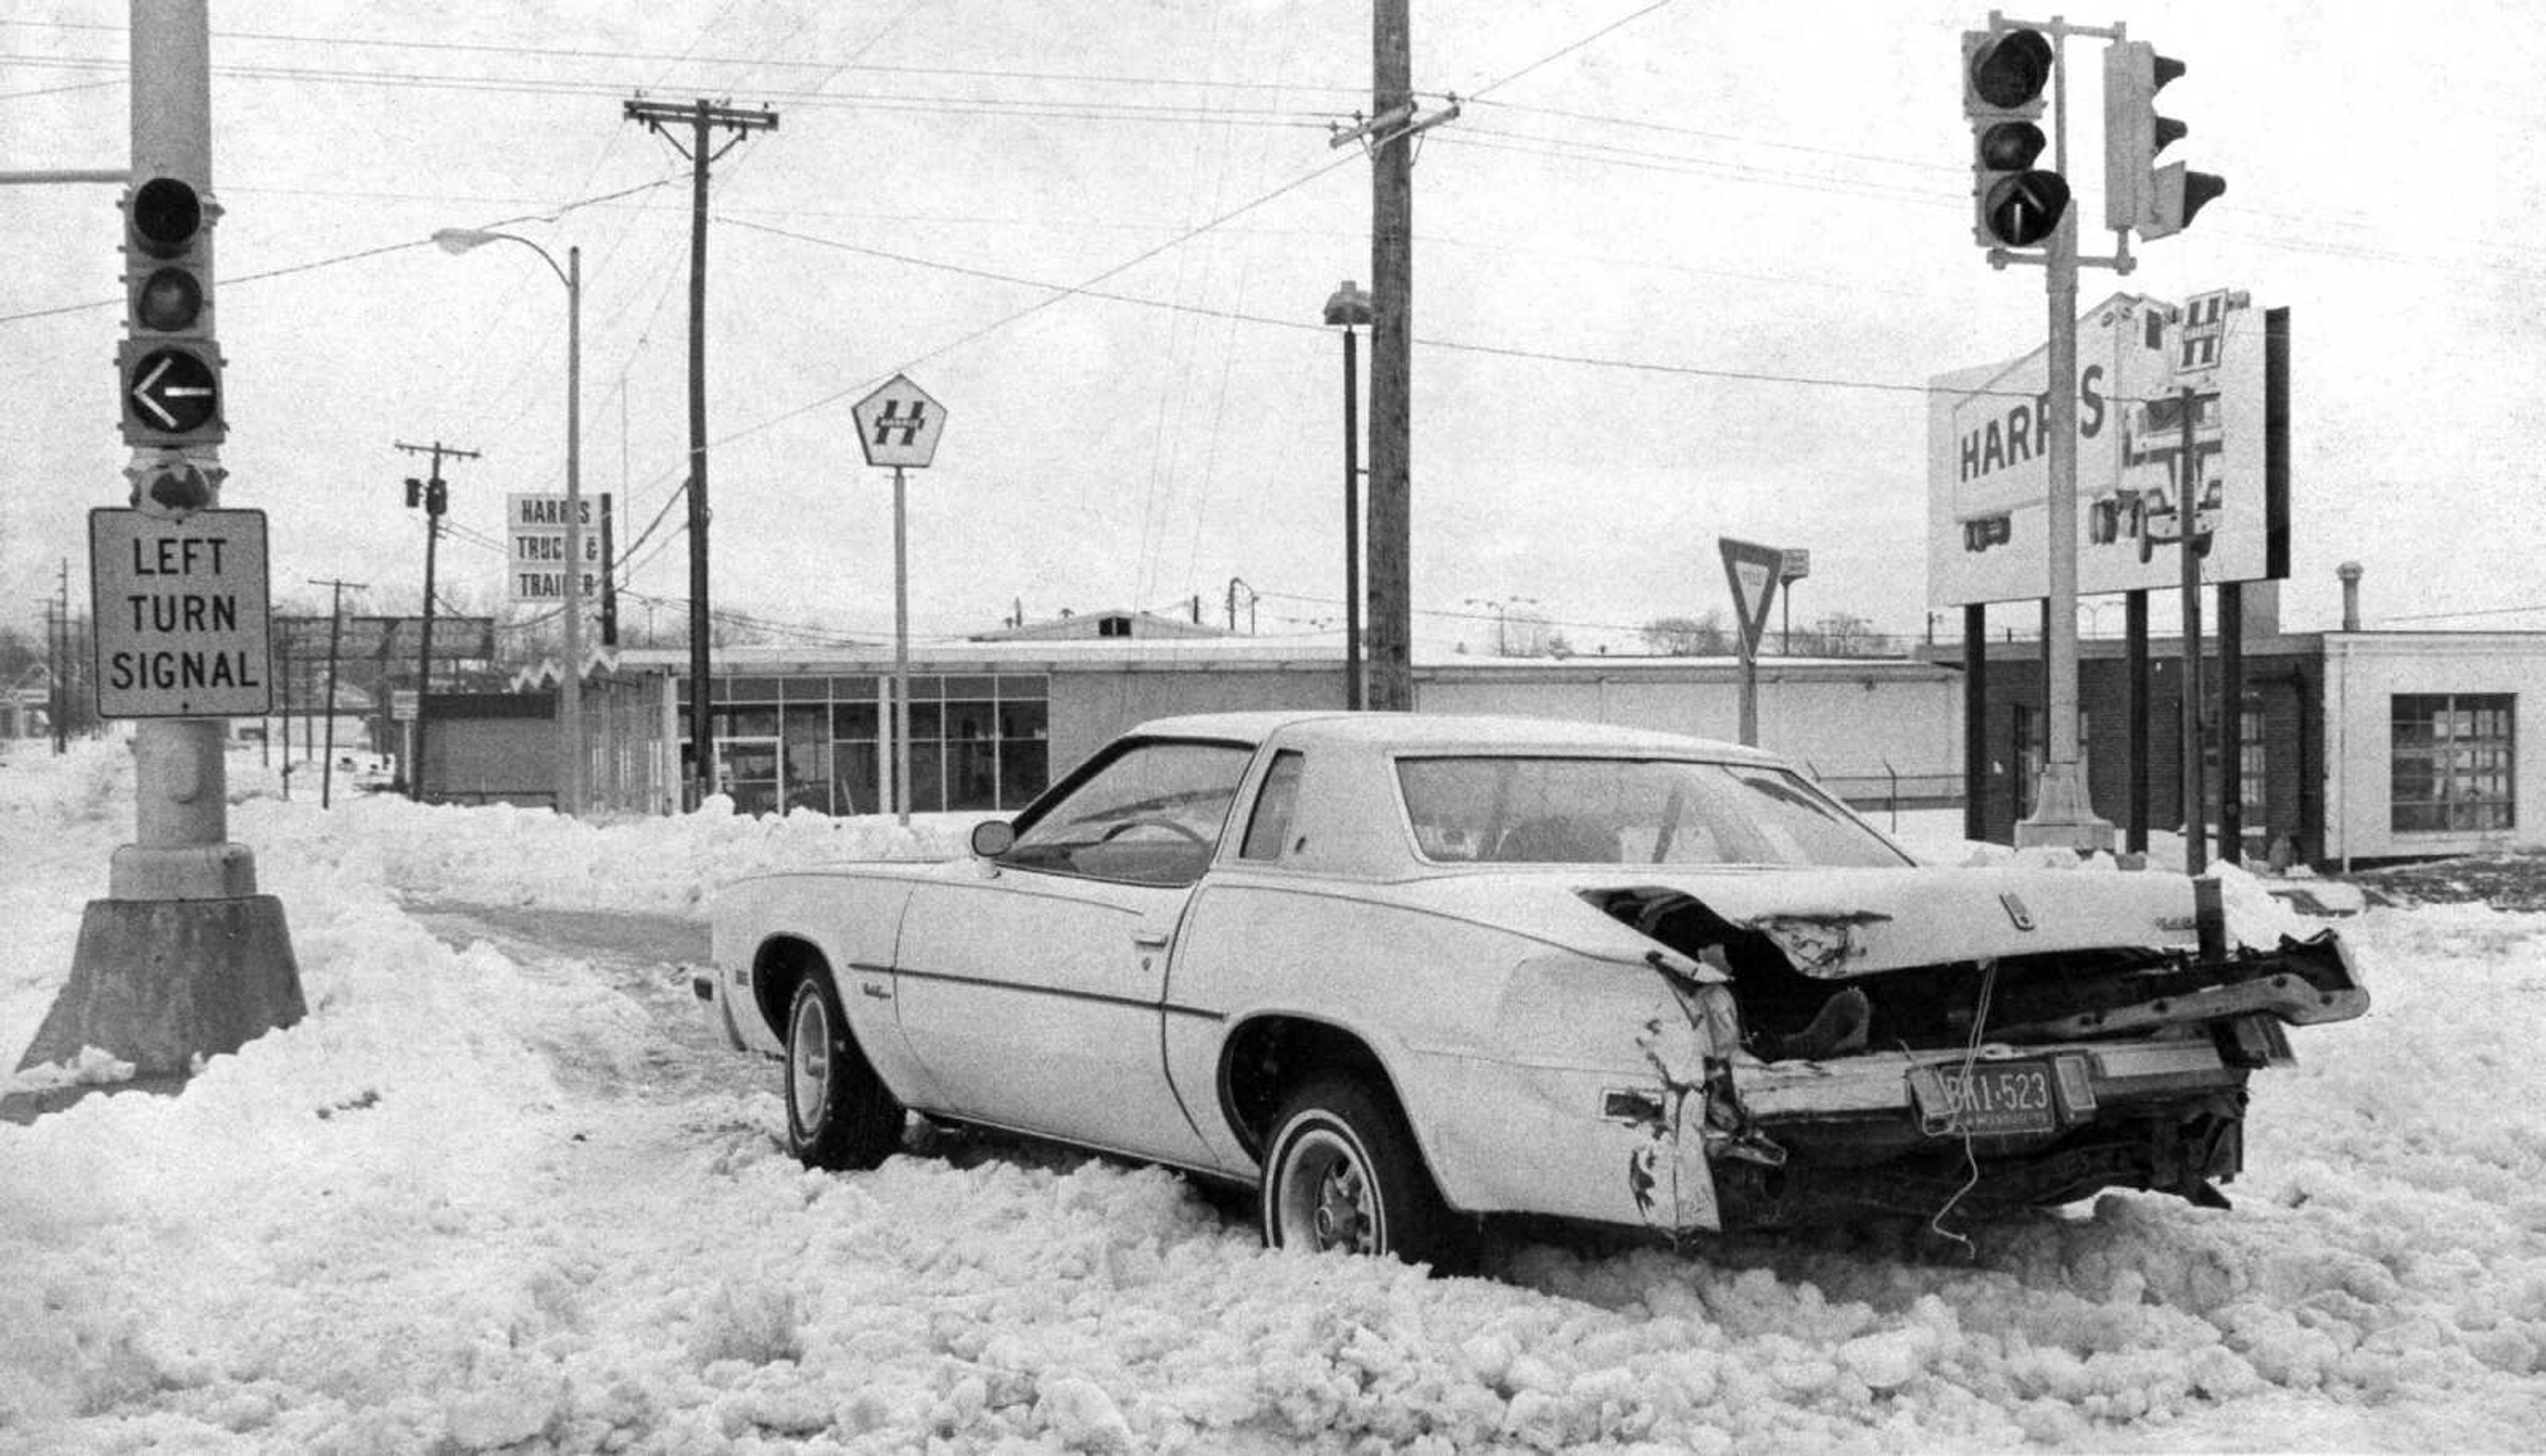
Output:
2324 634 2543 864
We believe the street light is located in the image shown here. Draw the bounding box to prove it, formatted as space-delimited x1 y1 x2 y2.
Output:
1323 280 1372 709
434 227 584 816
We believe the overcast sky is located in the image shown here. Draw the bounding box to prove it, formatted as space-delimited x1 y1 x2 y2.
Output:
3 1 2537 656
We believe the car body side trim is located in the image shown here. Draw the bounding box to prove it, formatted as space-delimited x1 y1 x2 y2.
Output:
891 962 1226 1022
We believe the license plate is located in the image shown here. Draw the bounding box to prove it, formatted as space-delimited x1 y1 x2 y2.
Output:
1909 1060 2060 1137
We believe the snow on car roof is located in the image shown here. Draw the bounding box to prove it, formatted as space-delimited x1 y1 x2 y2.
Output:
1124 709 1777 761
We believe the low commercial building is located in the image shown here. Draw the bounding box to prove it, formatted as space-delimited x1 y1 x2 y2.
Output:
609 637 1968 824
1941 626 2542 866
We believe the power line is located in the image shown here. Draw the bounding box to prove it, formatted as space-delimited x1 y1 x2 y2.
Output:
1464 93 1963 175
1465 0 1675 101
0 176 677 326
0 51 1337 128
725 214 2057 403
699 149 1363 453
0 19 1376 96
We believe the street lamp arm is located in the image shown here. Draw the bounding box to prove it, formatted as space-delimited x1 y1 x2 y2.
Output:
431 227 569 290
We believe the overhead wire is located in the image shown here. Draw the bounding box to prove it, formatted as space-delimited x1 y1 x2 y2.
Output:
1463 0 1676 101
0 19 1374 96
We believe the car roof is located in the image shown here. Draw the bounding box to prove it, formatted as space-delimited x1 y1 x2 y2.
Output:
1125 709 1778 762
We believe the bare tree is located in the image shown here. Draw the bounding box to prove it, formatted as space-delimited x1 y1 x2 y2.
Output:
1794 611 1879 658
1639 613 1729 656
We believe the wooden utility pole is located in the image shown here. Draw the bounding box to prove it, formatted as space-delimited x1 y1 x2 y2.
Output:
394 440 475 801
623 97 778 808
53 562 70 753
309 577 365 809
1366 0 1414 711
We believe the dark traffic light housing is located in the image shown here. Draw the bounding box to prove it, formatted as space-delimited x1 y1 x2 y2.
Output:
2102 40 2224 239
119 174 225 448
1964 28 2069 249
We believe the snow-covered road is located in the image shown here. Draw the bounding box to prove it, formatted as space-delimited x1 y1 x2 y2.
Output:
5 741 2543 1453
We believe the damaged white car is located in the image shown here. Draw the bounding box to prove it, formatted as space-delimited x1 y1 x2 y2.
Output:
703 712 2368 1269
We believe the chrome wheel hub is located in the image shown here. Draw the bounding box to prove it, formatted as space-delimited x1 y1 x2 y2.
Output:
789 995 829 1125
1278 1128 1377 1254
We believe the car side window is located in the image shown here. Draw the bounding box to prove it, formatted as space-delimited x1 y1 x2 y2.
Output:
1002 741 1252 886
1239 751 1305 861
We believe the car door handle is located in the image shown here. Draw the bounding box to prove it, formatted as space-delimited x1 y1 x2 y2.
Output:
1131 932 1170 949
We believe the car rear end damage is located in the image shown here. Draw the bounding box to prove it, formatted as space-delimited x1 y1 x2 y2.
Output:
1585 872 2368 1238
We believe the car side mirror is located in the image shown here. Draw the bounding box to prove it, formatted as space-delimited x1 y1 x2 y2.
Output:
970 820 1016 858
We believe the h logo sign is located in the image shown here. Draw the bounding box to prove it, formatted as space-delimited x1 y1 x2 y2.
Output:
875 399 926 448
851 374 945 468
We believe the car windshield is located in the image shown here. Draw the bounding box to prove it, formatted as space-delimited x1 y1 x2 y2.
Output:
1002 741 1252 884
1394 755 1909 869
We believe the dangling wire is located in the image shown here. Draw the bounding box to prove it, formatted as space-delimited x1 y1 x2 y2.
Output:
1927 958 2000 1255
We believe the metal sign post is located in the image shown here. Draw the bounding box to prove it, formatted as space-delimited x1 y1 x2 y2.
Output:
851 374 946 827
1719 537 1785 748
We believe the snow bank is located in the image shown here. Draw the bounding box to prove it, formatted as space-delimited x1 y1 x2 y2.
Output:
5 739 2543 1452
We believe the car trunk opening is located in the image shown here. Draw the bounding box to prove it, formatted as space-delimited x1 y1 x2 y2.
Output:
1585 882 2365 1062
1585 880 2370 1237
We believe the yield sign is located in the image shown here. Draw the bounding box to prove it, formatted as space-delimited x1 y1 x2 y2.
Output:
851 373 947 469
1718 536 1785 662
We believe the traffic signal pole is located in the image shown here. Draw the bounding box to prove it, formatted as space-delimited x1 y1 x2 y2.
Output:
1972 13 2128 855
7 0 305 1124
2013 178 2113 851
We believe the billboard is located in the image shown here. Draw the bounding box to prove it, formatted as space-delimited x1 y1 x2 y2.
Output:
1926 290 2285 608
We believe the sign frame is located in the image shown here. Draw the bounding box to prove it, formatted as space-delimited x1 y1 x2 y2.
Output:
851 373 947 469
1718 536 1785 664
1925 289 2283 609
88 505 273 719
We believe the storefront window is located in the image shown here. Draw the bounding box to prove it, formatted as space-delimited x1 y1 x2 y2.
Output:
2392 694 2514 833
686 671 1053 816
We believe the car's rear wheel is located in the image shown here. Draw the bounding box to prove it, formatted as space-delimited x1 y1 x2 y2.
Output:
1260 1076 1467 1270
784 973 904 1170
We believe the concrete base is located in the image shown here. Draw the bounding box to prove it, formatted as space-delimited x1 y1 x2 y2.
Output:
3 895 304 1124
2014 761 2117 855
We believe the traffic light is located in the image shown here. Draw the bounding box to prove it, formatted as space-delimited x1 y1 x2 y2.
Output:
2102 40 2224 240
1963 28 2068 249
118 174 225 448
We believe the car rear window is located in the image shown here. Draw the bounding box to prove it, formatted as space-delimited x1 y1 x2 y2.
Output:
1394 755 1909 869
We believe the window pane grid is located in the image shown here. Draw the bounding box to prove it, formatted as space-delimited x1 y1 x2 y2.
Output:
2391 694 2515 834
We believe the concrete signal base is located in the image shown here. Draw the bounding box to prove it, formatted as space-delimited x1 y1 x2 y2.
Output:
3 895 305 1124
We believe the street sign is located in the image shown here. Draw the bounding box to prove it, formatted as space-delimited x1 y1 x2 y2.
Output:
1719 537 1785 663
89 507 272 717
505 493 601 602
851 373 947 469
1780 548 1812 583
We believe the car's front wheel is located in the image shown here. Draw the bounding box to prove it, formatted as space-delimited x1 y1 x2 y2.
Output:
784 974 904 1170
1260 1077 1467 1270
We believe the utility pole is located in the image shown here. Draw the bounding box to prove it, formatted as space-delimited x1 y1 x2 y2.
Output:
36 593 60 755
1335 3 1456 712
54 563 72 752
624 95 778 808
396 440 473 801
1365 0 1414 712
310 577 364 809
599 491 619 647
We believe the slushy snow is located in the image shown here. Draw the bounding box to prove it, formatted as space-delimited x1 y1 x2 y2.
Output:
5 739 2542 1453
